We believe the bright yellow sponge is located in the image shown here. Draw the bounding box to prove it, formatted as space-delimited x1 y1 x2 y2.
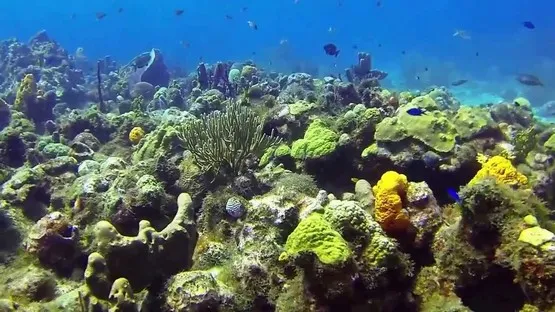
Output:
469 155 527 187
372 171 410 233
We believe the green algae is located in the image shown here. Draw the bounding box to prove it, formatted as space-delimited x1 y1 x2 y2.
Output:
280 213 351 265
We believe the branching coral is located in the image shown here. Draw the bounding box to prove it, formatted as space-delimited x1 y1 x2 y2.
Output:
177 101 281 176
372 171 411 233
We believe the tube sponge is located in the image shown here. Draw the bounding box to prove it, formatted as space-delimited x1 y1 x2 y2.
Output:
372 171 411 232
469 155 528 187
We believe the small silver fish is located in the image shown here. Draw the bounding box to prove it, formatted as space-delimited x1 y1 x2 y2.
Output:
247 21 258 30
453 29 471 40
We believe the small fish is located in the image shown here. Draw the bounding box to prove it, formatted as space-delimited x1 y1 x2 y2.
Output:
378 43 382 48
175 9 185 16
252 51 256 55
351 178 360 183
451 79 468 86
514 101 521 107
406 107 427 116
517 74 543 86
96 12 107 20
118 8 124 13
377 1 382 7
294 0 300 4
424 67 428 71
248 21 258 30
352 44 358 49
241 7 248 12
179 41 190 48
401 50 406 55
323 43 340 57
475 52 479 56
225 14 233 20
280 39 288 45
328 26 335 33
453 29 471 40
447 188 461 203
71 13 77 19
416 75 420 80
522 21 535 29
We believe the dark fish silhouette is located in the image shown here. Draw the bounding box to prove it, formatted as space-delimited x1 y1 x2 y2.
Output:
118 8 124 13
451 79 468 86
406 107 426 116
522 21 535 29
323 43 340 57
517 74 543 86
225 15 233 20
175 9 185 16
96 12 107 20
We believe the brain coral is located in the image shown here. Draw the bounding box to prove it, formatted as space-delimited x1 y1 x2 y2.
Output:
279 213 351 265
291 119 339 160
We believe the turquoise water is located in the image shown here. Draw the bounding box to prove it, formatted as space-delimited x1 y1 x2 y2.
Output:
1 0 553 105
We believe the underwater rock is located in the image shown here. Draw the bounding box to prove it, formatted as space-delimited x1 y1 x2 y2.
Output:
26 211 80 275
6 266 58 302
129 81 154 100
162 270 236 311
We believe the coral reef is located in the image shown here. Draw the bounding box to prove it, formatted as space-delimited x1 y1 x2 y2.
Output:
0 34 554 312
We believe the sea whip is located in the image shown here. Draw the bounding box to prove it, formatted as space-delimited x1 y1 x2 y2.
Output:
97 60 106 113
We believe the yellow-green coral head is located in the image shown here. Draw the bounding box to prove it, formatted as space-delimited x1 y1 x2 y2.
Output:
280 213 351 265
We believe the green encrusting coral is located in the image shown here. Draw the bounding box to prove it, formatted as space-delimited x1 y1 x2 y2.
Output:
291 119 338 160
374 95 497 153
544 133 555 153
279 213 351 265
452 107 496 139
375 110 457 153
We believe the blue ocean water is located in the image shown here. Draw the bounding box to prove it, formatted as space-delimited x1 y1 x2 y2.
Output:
1 0 554 107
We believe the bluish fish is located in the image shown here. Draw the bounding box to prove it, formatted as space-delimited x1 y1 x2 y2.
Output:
516 74 543 86
406 107 426 116
522 21 535 29
447 188 461 203
451 79 468 86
